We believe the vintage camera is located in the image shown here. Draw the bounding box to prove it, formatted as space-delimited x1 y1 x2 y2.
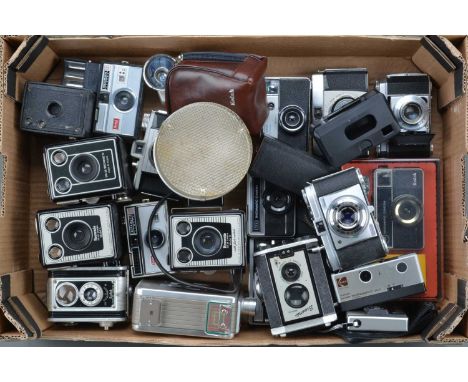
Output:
143 54 176 104
62 58 103 93
43 136 133 204
262 77 310 151
47 266 129 330
302 168 388 272
124 201 172 278
36 204 122 268
374 168 424 250
20 82 95 138
376 73 431 133
132 280 256 339
377 133 434 159
254 237 337 336
311 68 368 126
332 254 425 311
169 211 245 271
345 307 408 332
130 111 173 198
95 62 143 139
247 175 296 237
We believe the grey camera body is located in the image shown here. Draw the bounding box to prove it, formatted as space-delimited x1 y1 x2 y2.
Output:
36 204 122 268
47 266 129 330
169 211 245 271
376 73 431 133
346 307 408 332
132 280 256 339
95 62 143 139
254 237 337 337
332 253 425 311
124 201 172 278
302 168 388 272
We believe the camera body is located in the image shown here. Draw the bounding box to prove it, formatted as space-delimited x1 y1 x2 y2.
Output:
376 73 431 133
302 168 388 271
311 68 368 126
332 254 426 311
254 237 337 336
132 280 256 339
169 211 245 271
263 77 310 152
124 201 172 278
247 175 296 237
95 62 143 139
36 204 122 268
47 266 129 330
374 168 424 250
346 307 408 332
43 136 133 204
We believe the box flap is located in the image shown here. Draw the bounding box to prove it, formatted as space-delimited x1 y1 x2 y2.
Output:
412 35 466 109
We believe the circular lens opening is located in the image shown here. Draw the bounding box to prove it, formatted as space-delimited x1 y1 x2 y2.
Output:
79 283 103 307
83 288 98 302
262 189 293 214
284 284 309 309
279 106 305 133
69 154 100 183
397 262 408 273
55 177 71 194
329 196 369 237
281 262 301 282
51 150 67 166
401 102 423 124
45 218 60 232
337 205 359 229
47 101 62 117
192 227 223 257
177 248 193 264
176 221 192 236
56 282 78 307
62 220 93 252
331 96 355 113
393 195 422 226
48 245 63 260
359 270 372 283
148 229 165 249
114 90 135 112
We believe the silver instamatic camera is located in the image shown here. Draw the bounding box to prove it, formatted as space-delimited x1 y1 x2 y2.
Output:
47 266 129 330
95 62 143 139
169 211 245 271
302 168 388 272
254 237 337 337
376 73 431 133
132 280 256 339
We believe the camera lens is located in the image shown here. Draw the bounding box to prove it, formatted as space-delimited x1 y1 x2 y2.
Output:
192 227 223 257
176 248 193 263
62 221 93 252
148 229 165 249
359 270 372 283
262 188 293 214
279 106 305 133
79 283 103 307
393 195 422 226
176 221 192 236
45 218 60 232
69 154 100 183
51 150 67 166
56 282 78 307
331 96 355 113
402 102 422 124
114 90 135 112
83 288 98 302
284 284 309 309
55 177 71 193
47 101 62 117
397 262 408 273
48 245 63 260
329 196 368 236
281 262 301 282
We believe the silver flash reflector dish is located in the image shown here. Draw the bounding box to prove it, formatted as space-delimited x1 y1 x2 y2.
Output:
154 102 253 201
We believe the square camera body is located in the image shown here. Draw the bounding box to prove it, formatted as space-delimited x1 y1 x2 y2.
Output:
47 266 129 330
302 168 388 272
44 136 133 204
95 62 143 139
36 204 123 268
169 211 245 271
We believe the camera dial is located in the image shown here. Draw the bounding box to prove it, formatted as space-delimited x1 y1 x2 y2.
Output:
392 195 422 227
328 196 369 236
284 284 309 308
79 282 104 307
279 105 305 133
192 226 223 257
262 188 293 215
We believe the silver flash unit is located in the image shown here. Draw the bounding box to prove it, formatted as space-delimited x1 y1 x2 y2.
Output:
332 253 426 311
47 266 129 330
132 280 256 339
346 307 409 332
254 237 337 337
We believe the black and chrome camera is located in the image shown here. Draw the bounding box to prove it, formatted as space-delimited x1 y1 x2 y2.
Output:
311 68 368 126
47 266 129 330
302 168 388 272
36 204 123 268
262 77 310 152
169 211 245 271
43 136 133 204
254 237 337 336
130 111 173 198
95 62 143 139
246 175 296 238
374 168 424 250
62 58 103 93
124 201 172 278
376 73 432 133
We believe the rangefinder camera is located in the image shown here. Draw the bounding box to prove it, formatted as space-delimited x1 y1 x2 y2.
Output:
374 167 424 250
302 168 388 272
254 237 337 337
124 201 172 278
43 136 133 204
36 204 123 268
332 253 426 311
247 175 296 238
95 62 143 139
169 211 245 271
262 77 310 152
376 73 431 133
47 266 129 330
132 280 256 339
346 307 408 332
